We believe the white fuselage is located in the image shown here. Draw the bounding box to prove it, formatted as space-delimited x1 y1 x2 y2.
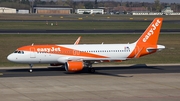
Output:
7 43 136 64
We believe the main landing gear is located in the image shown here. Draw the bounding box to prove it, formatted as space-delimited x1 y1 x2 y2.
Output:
29 64 33 73
86 63 95 73
88 68 95 73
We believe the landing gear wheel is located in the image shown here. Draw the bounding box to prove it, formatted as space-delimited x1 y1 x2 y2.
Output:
29 69 32 73
29 64 33 73
88 68 95 73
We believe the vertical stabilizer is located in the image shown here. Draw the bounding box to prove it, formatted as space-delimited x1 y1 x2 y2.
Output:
128 18 164 58
136 18 163 45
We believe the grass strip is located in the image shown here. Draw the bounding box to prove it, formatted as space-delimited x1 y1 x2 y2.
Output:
0 22 179 30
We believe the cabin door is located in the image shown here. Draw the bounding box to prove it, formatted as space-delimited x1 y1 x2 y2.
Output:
30 47 36 58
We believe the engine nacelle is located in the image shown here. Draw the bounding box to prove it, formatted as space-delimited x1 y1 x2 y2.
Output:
65 61 84 72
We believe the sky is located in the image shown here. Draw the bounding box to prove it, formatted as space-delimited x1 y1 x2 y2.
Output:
74 0 180 3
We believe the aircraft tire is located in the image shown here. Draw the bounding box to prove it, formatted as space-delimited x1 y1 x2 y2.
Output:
89 68 95 73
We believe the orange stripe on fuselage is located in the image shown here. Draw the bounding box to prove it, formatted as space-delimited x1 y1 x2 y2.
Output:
17 45 108 58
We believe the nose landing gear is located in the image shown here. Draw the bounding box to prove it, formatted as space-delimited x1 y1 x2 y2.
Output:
85 63 95 73
29 64 33 73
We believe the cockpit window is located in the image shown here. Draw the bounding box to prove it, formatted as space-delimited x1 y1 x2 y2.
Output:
14 50 24 54
14 51 18 53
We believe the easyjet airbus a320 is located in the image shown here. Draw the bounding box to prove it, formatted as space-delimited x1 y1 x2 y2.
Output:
7 18 165 73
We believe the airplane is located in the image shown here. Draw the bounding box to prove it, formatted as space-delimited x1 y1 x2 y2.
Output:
7 18 165 73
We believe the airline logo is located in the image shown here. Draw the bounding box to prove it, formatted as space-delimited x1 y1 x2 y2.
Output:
37 47 61 52
143 19 161 42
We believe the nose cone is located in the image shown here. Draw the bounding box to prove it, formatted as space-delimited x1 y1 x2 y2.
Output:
7 54 16 62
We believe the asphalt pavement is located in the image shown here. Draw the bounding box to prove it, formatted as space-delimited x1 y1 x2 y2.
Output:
1 64 180 77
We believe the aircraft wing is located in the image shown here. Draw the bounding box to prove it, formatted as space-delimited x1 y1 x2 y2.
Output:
65 57 128 63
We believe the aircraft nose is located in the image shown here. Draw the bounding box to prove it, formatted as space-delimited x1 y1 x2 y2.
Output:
7 54 16 62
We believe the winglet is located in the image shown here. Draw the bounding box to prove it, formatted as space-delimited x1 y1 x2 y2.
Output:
74 36 81 45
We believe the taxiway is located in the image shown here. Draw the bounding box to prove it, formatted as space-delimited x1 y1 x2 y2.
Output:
0 64 180 101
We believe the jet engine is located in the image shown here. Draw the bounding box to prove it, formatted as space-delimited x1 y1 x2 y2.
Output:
65 61 84 72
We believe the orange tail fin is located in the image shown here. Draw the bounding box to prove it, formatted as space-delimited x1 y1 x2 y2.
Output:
136 18 163 45
128 18 164 58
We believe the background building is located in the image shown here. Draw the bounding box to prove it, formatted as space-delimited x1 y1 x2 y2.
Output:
161 6 173 15
0 7 16 13
33 5 72 14
17 9 29 14
75 9 104 14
